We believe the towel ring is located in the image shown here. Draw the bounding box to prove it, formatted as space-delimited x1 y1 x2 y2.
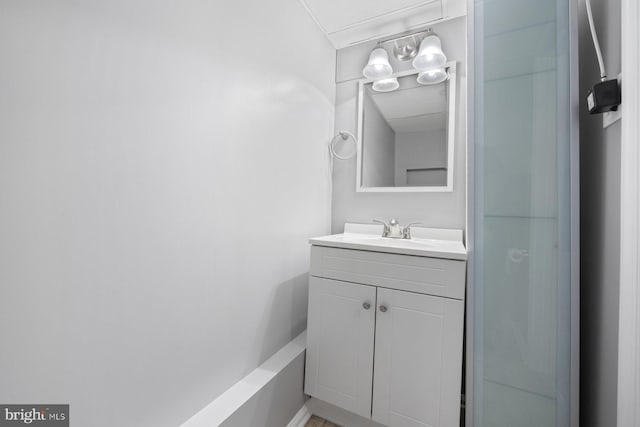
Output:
329 131 357 160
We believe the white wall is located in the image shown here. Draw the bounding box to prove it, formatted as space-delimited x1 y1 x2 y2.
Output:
0 1 335 426
362 93 395 187
578 0 621 425
331 17 466 233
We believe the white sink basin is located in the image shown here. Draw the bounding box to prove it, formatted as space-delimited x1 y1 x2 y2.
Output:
309 223 467 260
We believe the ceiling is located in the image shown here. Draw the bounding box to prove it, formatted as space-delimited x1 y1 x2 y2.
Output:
299 0 466 48
367 77 447 133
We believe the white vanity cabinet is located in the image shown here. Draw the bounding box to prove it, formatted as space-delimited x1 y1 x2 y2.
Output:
304 226 466 427
305 276 376 418
371 287 464 427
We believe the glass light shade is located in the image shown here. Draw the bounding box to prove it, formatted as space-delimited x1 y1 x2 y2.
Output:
363 47 393 79
372 77 400 92
417 68 448 85
412 34 447 71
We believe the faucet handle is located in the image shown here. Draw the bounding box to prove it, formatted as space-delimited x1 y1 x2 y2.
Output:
372 219 390 236
402 222 423 239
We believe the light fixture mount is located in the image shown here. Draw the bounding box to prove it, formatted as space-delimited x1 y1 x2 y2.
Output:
377 28 437 61
391 35 419 61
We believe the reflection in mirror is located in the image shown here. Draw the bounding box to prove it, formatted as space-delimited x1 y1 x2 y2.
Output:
356 64 456 192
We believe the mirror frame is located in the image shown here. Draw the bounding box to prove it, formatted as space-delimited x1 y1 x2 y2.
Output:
355 62 457 193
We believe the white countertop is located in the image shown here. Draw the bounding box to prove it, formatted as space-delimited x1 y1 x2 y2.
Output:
309 223 467 260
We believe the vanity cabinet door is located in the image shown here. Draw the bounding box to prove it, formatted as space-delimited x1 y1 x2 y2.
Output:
304 277 377 419
372 288 464 427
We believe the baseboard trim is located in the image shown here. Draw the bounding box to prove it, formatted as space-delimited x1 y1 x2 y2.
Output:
287 403 312 427
181 331 307 427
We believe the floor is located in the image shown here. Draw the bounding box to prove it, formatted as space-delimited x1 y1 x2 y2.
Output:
305 415 341 427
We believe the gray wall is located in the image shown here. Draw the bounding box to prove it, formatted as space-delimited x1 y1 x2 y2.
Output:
331 17 467 234
362 93 396 187
578 0 621 425
395 130 447 186
0 1 335 426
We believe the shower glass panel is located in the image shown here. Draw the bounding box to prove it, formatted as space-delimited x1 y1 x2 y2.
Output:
472 0 577 426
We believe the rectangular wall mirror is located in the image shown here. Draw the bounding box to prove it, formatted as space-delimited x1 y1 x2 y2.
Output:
356 63 456 192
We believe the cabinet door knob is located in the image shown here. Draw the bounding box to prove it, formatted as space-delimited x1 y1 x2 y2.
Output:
379 305 388 313
362 302 371 310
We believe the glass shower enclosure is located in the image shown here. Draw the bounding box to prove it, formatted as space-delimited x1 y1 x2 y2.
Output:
469 0 579 426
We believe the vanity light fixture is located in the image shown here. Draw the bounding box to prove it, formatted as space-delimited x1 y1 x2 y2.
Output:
362 46 393 79
417 68 448 85
412 31 447 71
364 29 449 91
372 77 400 92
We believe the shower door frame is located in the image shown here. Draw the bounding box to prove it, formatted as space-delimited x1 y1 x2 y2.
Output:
464 1 476 426
618 0 640 425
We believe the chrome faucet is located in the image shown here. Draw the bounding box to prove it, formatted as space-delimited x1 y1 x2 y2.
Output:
373 219 422 239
